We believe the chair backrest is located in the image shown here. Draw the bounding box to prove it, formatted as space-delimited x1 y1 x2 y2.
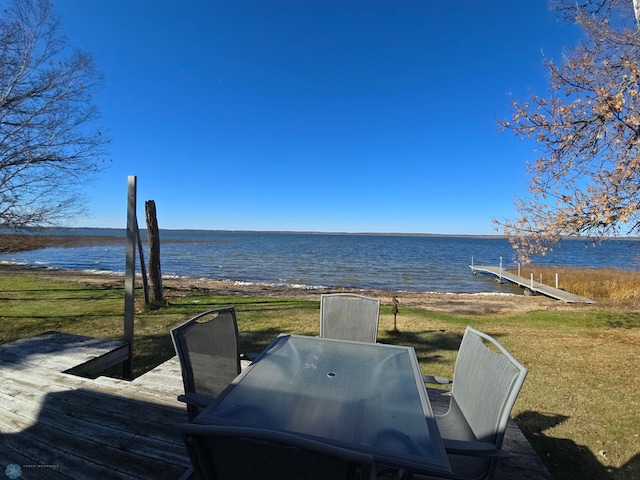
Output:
319 293 380 343
180 424 375 480
170 308 241 420
452 326 528 448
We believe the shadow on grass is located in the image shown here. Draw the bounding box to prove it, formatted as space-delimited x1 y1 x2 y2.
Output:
515 411 639 480
158 297 318 321
605 316 640 329
130 318 465 378
382 328 463 365
131 332 177 377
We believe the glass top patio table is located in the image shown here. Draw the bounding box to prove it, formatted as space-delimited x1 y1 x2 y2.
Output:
194 334 452 477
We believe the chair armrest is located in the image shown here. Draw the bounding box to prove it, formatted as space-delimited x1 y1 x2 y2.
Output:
423 374 452 386
177 392 212 409
442 439 510 459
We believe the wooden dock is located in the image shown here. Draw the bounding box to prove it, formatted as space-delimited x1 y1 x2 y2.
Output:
471 265 596 304
0 332 551 479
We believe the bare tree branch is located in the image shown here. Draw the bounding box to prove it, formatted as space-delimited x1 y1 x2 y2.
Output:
0 0 109 229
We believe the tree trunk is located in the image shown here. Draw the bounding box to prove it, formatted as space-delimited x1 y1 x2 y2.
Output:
145 200 164 305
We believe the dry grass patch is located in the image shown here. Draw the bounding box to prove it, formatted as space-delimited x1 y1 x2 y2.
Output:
515 266 640 304
504 328 640 479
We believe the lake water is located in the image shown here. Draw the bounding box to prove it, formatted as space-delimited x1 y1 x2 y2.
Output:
1 229 639 294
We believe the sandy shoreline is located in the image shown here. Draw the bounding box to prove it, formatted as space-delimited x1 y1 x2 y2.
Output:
0 262 594 315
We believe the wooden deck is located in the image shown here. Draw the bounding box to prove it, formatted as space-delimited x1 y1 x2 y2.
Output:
0 332 551 479
0 331 130 377
470 265 595 304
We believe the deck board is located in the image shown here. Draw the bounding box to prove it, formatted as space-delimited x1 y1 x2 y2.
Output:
0 331 129 376
0 333 190 479
0 332 551 479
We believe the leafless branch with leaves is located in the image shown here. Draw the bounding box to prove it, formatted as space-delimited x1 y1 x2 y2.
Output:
497 0 640 262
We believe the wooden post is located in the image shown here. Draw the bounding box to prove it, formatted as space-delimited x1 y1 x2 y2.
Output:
392 296 399 333
136 227 149 304
123 175 137 379
145 199 164 305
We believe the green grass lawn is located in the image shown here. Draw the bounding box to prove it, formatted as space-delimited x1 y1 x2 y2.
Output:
1 271 638 480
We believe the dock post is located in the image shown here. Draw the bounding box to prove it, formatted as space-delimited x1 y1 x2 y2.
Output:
499 257 503 283
556 273 559 289
123 175 136 380
530 273 534 288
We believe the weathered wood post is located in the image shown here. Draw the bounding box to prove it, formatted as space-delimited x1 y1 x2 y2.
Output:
136 227 149 304
123 175 137 379
145 199 164 305
392 296 399 333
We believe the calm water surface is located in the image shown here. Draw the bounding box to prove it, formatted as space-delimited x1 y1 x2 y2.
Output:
1 229 639 294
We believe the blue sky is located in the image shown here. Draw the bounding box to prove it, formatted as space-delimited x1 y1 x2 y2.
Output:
53 0 581 234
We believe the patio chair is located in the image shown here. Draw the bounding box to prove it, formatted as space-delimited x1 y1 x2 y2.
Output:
422 326 528 480
171 307 252 421
180 424 377 480
320 293 381 343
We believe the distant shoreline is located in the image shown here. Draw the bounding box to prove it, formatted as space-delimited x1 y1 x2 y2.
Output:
5 227 640 242
3 226 639 240
1 227 510 239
